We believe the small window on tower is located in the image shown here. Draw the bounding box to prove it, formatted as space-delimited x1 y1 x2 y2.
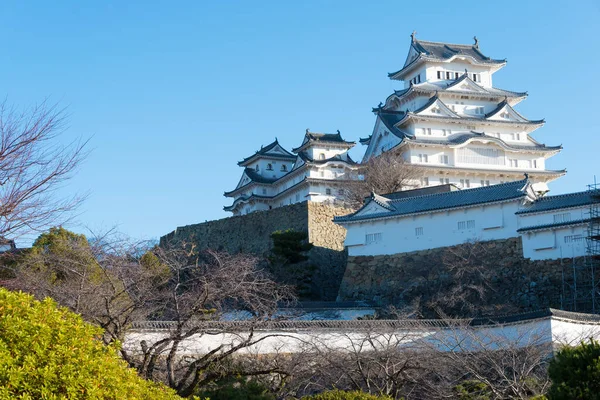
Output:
417 74 421 83
437 71 442 79
455 72 459 79
319 153 325 160
326 188 332 195
473 74 478 82
281 165 288 172
255 165 259 171
446 71 451 79
266 163 273 170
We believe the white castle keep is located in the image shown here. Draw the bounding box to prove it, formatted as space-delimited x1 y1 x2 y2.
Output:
224 131 358 216
225 34 565 216
361 32 563 189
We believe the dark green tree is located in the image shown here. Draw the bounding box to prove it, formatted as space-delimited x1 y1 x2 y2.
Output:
270 229 313 264
301 390 393 400
547 339 600 399
269 229 314 298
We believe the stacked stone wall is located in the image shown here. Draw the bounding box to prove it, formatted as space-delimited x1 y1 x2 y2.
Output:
338 237 591 314
160 202 353 300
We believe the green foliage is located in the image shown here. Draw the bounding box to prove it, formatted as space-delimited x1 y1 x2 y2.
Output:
0 287 184 400
27 226 102 283
197 377 275 400
270 229 313 264
547 339 600 399
454 380 492 400
269 229 315 298
301 389 394 400
140 250 171 282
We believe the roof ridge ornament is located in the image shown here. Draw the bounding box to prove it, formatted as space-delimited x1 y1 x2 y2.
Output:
336 129 341 134
473 36 479 49
306 128 310 134
411 30 417 42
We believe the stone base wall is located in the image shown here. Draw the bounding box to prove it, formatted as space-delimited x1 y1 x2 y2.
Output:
338 237 591 314
160 202 353 301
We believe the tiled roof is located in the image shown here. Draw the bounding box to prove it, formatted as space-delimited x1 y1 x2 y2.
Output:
388 38 506 79
297 151 358 165
404 132 562 152
335 178 530 223
517 218 590 233
238 139 296 166
382 81 527 107
243 168 278 184
376 111 410 139
223 168 278 197
359 136 371 145
292 131 355 153
382 184 460 200
516 190 600 215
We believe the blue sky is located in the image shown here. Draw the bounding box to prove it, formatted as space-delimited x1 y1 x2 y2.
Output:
1 1 599 244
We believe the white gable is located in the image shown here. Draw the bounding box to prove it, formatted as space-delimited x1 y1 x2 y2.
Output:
416 98 459 118
486 104 529 123
449 78 488 93
353 200 392 217
265 143 291 156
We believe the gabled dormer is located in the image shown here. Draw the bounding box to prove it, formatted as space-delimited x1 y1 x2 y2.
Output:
413 95 460 118
445 73 490 93
237 139 295 167
292 129 355 161
388 33 506 85
485 100 541 124
237 139 296 180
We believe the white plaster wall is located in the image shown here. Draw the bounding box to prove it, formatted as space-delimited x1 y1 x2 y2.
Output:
304 145 349 161
521 226 588 260
518 204 589 261
344 201 521 256
518 206 589 229
424 61 494 87
124 317 600 356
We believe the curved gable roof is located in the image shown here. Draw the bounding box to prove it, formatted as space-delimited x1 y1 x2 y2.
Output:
389 37 506 79
516 190 599 215
238 139 295 166
292 130 355 153
335 178 531 223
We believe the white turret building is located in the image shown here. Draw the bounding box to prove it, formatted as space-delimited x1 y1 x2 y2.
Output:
224 131 358 215
361 33 564 190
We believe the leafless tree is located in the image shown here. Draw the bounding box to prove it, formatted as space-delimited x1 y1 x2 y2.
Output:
12 230 296 397
0 100 88 239
430 321 552 399
253 318 553 399
128 246 295 397
426 240 518 318
342 150 424 209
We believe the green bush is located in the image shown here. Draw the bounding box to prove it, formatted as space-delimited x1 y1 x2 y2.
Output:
0 287 183 400
197 377 275 400
454 379 492 399
301 389 393 400
547 339 600 399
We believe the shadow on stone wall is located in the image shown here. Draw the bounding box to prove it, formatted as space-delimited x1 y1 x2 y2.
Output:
160 202 354 301
338 237 593 316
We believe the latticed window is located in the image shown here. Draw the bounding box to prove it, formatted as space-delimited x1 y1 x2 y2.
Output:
554 213 572 223
564 234 583 243
365 233 382 244
457 147 505 165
